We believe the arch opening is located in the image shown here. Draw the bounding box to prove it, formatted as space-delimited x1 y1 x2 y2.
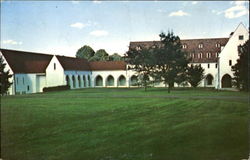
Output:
106 75 114 86
130 75 138 86
66 75 70 86
72 76 76 88
95 75 103 87
78 75 81 88
88 75 91 87
205 74 213 86
221 74 232 88
118 75 126 86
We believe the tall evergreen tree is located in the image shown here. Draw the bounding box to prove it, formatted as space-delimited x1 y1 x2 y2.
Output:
232 40 249 91
186 64 204 88
0 56 13 95
155 31 189 93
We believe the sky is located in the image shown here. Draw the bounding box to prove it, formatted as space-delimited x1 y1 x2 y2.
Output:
1 1 249 57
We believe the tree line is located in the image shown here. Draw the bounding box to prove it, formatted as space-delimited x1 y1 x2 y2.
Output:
75 45 122 61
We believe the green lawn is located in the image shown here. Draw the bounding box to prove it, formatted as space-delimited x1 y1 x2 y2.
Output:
1 88 249 160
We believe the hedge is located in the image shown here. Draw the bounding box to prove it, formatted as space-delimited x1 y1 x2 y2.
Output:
43 85 70 92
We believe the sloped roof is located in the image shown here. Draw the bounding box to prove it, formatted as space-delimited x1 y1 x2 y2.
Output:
56 55 91 71
129 38 229 63
90 61 127 71
0 48 53 73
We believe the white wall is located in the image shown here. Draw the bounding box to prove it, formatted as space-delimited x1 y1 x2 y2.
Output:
14 74 38 94
46 56 65 87
218 23 249 88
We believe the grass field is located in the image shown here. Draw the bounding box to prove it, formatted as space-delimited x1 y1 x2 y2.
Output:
1 88 249 160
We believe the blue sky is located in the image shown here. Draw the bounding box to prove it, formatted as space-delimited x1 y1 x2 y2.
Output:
1 1 249 57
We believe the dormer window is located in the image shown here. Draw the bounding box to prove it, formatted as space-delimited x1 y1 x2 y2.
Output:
198 43 203 48
182 44 187 49
198 53 203 59
207 53 211 58
216 43 220 48
136 46 142 51
216 52 219 57
192 53 195 58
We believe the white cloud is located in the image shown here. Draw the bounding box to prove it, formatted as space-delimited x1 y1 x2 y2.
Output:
169 10 190 17
89 30 109 37
70 21 98 29
70 22 89 29
93 0 101 4
2 40 22 45
191 1 198 5
224 2 249 19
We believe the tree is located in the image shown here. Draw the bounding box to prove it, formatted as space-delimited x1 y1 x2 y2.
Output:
155 31 189 93
89 49 109 61
126 46 156 91
109 53 122 61
76 45 95 60
0 56 12 95
232 40 249 91
186 64 204 88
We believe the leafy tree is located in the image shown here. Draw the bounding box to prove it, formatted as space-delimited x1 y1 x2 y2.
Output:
76 45 95 60
126 46 156 91
0 56 12 95
90 49 109 61
186 64 204 88
155 31 189 93
232 40 249 91
109 53 122 61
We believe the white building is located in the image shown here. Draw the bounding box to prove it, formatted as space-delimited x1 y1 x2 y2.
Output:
0 23 248 95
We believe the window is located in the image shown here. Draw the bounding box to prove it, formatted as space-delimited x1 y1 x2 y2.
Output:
239 35 244 40
23 77 25 85
229 60 232 66
216 52 219 57
216 43 221 48
27 85 30 91
182 44 187 49
208 63 210 68
207 53 211 58
198 53 202 59
198 43 203 48
54 63 56 70
192 53 195 58
136 46 142 51
215 64 218 68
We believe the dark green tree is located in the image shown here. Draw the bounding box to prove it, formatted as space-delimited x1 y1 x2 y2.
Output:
90 49 109 61
0 56 12 95
232 40 249 91
155 31 189 93
186 64 204 88
109 53 122 61
126 46 156 91
76 45 95 60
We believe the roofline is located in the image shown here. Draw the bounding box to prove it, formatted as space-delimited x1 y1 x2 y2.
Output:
130 37 229 43
0 48 54 56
